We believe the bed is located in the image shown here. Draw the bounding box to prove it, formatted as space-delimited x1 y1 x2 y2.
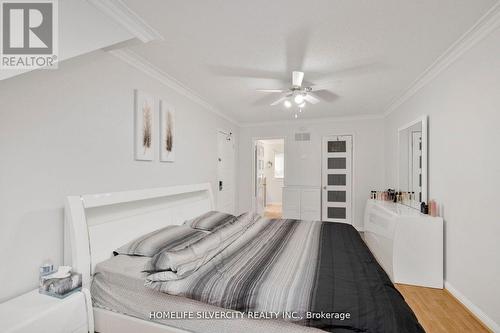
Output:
64 183 424 333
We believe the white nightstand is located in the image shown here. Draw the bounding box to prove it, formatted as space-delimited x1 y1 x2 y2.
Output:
0 288 92 333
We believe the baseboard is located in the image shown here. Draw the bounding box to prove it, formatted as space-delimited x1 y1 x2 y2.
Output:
444 281 500 332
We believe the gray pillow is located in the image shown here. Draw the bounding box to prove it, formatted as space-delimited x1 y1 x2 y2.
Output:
114 225 207 257
183 210 237 231
147 211 262 281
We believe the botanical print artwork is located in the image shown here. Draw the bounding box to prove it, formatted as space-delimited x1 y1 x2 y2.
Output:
160 100 175 162
142 104 152 153
135 90 155 161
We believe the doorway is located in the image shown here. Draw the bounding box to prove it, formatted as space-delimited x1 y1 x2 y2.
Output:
253 138 285 218
216 130 235 214
322 135 353 224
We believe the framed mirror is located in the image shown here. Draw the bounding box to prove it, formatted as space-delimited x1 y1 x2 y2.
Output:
397 116 427 209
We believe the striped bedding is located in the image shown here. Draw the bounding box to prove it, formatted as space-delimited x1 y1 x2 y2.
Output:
143 217 424 333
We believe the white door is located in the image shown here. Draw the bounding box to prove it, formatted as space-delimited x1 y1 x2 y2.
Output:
217 131 235 214
322 135 352 223
254 142 265 215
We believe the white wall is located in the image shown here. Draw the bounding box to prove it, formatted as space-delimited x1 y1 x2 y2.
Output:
384 28 500 330
239 117 385 229
0 50 238 302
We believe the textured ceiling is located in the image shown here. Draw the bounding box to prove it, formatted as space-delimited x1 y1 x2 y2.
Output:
123 0 495 123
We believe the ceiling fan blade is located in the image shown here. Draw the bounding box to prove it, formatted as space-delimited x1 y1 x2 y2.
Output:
270 95 287 106
252 93 284 106
304 93 320 105
286 27 310 73
207 65 284 81
292 71 304 87
312 89 339 102
256 89 285 93
314 61 388 82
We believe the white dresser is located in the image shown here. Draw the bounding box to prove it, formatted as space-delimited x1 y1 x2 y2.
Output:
364 199 443 288
282 186 321 220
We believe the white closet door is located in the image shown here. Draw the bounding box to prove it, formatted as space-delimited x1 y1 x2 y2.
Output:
321 135 352 223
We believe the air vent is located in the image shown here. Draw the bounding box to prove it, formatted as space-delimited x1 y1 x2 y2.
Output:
294 132 311 141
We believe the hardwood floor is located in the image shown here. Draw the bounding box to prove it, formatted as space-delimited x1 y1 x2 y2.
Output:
395 284 491 333
264 204 282 219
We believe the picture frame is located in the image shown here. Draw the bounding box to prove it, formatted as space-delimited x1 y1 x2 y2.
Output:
159 99 175 162
134 90 155 161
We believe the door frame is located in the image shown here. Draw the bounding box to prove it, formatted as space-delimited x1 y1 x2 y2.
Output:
251 136 286 214
321 133 355 225
216 128 236 214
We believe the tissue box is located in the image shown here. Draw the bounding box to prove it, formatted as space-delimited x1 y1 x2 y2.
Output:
39 272 82 298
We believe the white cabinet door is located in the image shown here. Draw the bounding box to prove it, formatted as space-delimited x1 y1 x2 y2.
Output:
300 189 321 221
282 187 320 220
282 187 300 219
322 135 352 224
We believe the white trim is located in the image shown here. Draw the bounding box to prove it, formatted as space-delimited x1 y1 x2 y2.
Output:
445 281 500 332
384 2 500 116
240 114 383 128
109 49 239 126
88 0 164 43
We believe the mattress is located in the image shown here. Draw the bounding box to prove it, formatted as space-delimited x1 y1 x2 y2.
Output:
91 254 323 333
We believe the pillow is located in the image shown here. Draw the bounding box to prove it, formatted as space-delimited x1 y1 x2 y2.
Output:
147 211 262 281
184 210 237 231
114 225 207 257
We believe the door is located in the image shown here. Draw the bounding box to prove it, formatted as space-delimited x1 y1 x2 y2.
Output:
254 142 265 215
217 131 235 214
322 135 352 223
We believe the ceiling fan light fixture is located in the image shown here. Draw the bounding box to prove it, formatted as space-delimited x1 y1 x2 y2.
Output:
283 100 292 108
298 102 306 108
294 94 304 104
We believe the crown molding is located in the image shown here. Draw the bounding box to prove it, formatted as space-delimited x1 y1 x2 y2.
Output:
109 48 239 126
88 0 164 43
384 1 500 117
239 113 384 128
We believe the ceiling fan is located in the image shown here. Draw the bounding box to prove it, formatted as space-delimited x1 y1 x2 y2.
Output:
256 70 329 109
208 27 382 118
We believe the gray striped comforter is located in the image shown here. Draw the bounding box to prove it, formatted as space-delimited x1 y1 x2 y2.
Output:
144 217 424 333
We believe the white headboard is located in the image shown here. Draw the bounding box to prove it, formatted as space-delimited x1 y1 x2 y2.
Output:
64 183 214 287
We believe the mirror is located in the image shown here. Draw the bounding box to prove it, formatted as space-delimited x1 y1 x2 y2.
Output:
398 116 427 209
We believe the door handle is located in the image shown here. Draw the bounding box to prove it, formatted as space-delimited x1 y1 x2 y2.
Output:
219 181 223 191
323 186 327 190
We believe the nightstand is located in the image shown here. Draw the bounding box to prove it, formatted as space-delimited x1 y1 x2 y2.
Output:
0 288 92 333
